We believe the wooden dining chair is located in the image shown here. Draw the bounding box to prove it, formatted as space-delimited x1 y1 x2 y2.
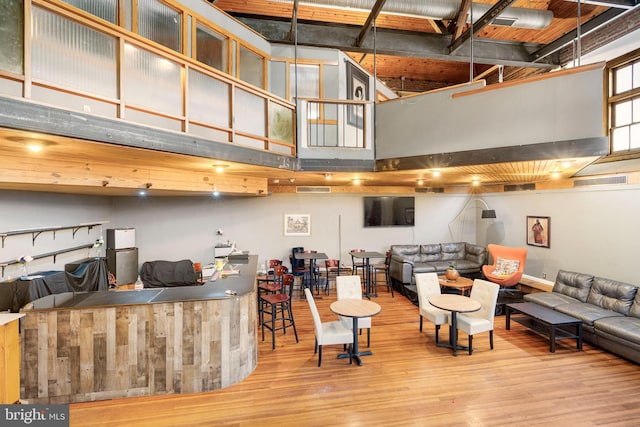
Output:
324 259 341 296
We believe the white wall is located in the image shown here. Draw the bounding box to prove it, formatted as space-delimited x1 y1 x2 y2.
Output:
3 185 640 286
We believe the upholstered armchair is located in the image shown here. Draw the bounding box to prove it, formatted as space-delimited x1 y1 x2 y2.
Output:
482 244 527 288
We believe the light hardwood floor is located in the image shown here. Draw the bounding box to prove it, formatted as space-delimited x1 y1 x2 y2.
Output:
70 286 640 426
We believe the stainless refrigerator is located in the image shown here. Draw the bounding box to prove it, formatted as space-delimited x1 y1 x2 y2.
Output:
106 228 138 285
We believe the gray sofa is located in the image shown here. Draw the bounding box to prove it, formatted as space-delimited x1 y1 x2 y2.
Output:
389 242 487 286
524 269 640 364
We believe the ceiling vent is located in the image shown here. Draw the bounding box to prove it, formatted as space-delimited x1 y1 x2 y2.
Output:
573 176 627 187
504 183 536 192
415 187 444 193
296 186 332 193
271 0 553 30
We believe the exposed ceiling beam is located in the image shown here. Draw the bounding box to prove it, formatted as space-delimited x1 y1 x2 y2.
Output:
450 0 472 41
563 0 638 9
287 0 299 42
234 15 557 69
530 7 629 62
448 0 518 55
355 0 388 47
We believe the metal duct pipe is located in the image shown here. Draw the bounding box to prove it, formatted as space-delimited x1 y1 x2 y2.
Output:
271 0 553 30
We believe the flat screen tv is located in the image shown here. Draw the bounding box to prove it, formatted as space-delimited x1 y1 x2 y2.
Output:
364 196 415 227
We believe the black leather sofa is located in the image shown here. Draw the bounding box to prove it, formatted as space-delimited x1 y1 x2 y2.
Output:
524 269 640 364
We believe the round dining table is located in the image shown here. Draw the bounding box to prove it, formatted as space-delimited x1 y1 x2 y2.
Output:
428 294 481 356
330 299 381 365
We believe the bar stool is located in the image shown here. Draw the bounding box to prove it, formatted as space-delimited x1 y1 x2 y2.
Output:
371 251 393 297
260 272 298 350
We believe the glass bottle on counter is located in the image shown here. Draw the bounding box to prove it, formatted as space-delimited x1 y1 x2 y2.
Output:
134 275 144 290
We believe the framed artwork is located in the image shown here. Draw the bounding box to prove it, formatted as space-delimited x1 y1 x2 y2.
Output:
346 62 369 128
284 214 311 236
527 216 550 248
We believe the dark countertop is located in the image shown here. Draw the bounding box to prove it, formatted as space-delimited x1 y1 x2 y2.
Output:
26 255 258 311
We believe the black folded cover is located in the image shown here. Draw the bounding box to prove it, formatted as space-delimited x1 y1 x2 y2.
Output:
140 259 197 288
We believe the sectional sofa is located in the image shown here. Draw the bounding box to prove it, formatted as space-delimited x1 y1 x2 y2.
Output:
524 269 640 364
389 242 487 300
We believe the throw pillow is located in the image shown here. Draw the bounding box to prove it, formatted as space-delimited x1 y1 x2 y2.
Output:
492 257 520 277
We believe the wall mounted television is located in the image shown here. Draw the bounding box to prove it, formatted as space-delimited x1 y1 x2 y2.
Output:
364 196 415 227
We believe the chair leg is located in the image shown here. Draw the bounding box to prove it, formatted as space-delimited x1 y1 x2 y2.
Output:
367 328 371 347
271 304 276 350
288 303 298 343
419 315 423 332
490 330 494 349
435 324 439 344
314 338 318 354
318 345 322 367
468 335 473 355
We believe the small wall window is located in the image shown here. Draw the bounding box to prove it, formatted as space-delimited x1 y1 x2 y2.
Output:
239 45 264 88
61 0 118 24
609 52 640 154
137 0 181 53
196 24 228 73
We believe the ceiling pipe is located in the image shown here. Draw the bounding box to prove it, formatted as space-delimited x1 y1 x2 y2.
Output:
271 0 553 30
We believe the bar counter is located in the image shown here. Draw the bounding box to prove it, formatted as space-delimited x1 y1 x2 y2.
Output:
20 256 258 404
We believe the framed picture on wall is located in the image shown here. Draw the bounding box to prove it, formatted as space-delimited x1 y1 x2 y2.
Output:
284 214 311 236
527 216 550 248
346 62 369 129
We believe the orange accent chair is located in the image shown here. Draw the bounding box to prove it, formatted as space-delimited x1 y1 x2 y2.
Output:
482 244 527 289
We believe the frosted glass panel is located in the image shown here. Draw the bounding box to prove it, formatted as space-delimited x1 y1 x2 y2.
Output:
138 0 181 53
235 88 265 137
123 43 182 116
32 7 117 99
62 0 117 24
0 0 23 75
239 46 263 88
289 64 319 100
196 24 227 72
269 102 293 145
188 69 230 128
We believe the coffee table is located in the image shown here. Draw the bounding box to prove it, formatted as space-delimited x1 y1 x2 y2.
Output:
438 275 474 296
506 302 583 353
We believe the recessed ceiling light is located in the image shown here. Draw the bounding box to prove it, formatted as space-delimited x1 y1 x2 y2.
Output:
352 178 361 185
26 144 43 152
325 173 332 180
273 179 280 184
417 179 424 186
432 169 440 177
213 164 228 173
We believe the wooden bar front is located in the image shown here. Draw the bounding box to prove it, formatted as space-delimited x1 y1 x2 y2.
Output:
20 257 258 404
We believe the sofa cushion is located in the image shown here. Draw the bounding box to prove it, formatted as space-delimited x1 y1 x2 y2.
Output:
630 291 640 319
419 244 442 262
586 277 638 316
552 270 594 303
440 242 465 262
523 292 580 309
412 262 437 274
594 316 640 344
554 302 622 327
390 245 421 263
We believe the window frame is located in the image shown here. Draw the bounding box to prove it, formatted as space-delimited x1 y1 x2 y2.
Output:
607 47 640 158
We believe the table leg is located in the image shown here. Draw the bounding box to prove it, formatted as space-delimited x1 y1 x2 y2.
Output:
550 325 557 353
577 323 583 350
451 311 458 357
506 305 511 330
364 258 371 299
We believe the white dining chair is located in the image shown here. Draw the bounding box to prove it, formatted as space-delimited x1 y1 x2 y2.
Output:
415 272 449 344
336 275 372 347
454 279 500 355
304 288 353 366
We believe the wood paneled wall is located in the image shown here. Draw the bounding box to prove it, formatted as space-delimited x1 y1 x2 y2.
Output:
20 294 257 404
